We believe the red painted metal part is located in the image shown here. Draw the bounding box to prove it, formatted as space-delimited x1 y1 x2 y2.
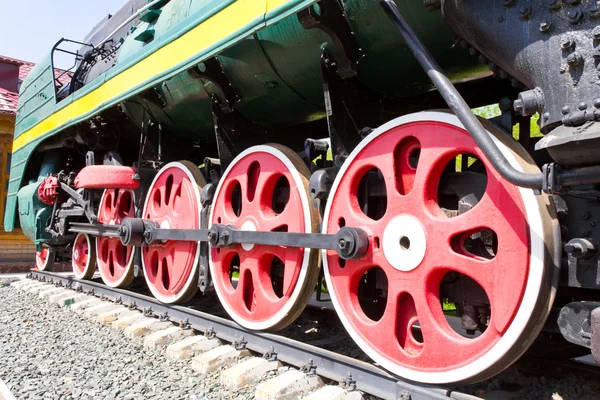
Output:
72 234 90 277
142 165 200 300
324 120 530 373
37 175 59 205
35 249 49 270
74 166 139 190
97 189 135 286
210 151 306 325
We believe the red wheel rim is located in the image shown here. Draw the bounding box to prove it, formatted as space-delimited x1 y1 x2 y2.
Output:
209 145 314 330
323 113 550 383
36 249 49 270
72 233 90 277
97 189 135 287
142 162 202 303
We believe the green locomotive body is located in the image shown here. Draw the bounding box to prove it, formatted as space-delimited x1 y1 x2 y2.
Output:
5 0 482 236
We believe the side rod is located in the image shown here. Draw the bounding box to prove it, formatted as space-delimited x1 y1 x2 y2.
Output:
68 220 369 260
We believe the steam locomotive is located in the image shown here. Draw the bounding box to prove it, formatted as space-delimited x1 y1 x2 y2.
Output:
6 0 600 384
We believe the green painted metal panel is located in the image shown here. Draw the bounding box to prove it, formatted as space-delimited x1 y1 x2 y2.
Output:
4 0 485 235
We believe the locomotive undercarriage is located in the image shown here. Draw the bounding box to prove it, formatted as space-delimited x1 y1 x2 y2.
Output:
24 0 600 387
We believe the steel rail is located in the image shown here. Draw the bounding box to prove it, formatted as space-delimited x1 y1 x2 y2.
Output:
28 270 478 400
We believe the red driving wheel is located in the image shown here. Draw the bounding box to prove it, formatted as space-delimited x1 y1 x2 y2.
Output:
142 161 206 303
35 247 55 271
322 112 557 384
96 189 136 288
209 144 320 331
72 232 96 280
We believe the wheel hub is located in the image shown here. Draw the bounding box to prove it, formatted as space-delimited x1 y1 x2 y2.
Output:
240 220 257 251
382 215 426 272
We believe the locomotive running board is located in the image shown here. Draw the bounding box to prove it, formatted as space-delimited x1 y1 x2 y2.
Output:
28 270 482 400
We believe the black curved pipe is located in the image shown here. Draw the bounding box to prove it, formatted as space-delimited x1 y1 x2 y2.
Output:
379 0 545 190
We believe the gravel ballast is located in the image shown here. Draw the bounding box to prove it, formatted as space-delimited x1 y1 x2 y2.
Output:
2 277 600 400
0 282 258 400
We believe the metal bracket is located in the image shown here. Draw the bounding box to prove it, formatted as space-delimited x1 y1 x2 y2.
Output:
341 372 357 391
143 307 154 317
188 57 240 113
301 359 317 375
558 301 600 349
592 307 600 364
59 182 97 222
204 326 217 339
542 163 560 194
212 102 268 170
298 0 363 79
263 346 279 361
159 311 170 322
179 318 192 330
320 53 381 168
198 184 214 293
304 138 330 172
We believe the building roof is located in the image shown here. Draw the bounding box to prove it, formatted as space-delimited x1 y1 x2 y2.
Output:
0 89 18 115
0 55 73 116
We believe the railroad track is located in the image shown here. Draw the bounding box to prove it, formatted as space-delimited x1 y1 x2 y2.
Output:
10 271 482 400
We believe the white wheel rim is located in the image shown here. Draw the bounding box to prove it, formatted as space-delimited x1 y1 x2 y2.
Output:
141 162 201 303
209 145 314 330
72 233 95 279
321 111 554 384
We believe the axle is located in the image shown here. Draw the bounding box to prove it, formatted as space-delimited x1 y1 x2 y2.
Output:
69 218 370 260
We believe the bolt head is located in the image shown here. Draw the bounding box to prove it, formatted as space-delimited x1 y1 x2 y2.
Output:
578 102 588 110
514 99 524 113
562 105 571 115
548 0 562 10
567 10 583 24
561 37 575 50
567 52 582 66
594 99 600 108
519 7 533 19
338 238 348 250
539 21 552 32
